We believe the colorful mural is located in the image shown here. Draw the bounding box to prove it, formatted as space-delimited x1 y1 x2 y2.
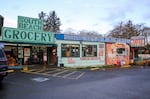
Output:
106 42 130 66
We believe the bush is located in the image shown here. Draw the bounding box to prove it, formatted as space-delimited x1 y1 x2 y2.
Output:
136 61 145 66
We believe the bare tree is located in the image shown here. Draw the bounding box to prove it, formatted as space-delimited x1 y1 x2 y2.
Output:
63 28 77 35
38 11 61 32
78 30 103 37
108 20 144 39
143 27 150 51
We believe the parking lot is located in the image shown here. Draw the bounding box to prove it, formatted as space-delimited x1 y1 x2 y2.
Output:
1 67 150 99
22 68 85 79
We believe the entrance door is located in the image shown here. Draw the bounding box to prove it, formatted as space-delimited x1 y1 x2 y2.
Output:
47 47 57 66
30 46 47 65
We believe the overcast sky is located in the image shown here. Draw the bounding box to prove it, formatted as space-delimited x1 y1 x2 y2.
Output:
1 0 150 34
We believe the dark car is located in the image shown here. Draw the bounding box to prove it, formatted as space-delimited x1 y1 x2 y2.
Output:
0 48 8 82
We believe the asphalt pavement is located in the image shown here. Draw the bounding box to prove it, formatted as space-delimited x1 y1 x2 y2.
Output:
21 67 85 79
1 67 150 99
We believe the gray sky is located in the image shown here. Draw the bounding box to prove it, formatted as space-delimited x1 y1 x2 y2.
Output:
1 0 150 34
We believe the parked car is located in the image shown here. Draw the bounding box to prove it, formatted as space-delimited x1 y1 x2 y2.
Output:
0 48 8 82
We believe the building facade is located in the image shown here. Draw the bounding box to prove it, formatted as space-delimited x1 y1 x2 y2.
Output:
0 15 131 68
1 16 57 68
106 42 130 66
55 34 130 67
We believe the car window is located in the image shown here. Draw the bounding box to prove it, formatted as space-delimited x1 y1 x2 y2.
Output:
0 49 5 58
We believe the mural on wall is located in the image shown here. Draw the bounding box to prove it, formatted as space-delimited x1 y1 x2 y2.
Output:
106 43 130 65
68 58 75 64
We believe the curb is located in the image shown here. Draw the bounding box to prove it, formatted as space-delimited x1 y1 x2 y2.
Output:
121 65 131 68
90 68 100 71
7 69 14 73
8 66 23 69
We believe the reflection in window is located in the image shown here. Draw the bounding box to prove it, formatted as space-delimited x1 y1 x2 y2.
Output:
61 44 80 57
82 45 97 57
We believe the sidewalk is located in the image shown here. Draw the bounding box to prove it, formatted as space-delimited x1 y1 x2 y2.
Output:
7 64 58 73
8 64 149 73
23 64 58 70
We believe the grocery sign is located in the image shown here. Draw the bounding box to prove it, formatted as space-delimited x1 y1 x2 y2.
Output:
18 16 43 31
131 36 145 47
2 27 54 44
2 16 54 44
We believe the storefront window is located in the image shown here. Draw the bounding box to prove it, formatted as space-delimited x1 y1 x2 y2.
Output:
61 44 80 57
82 45 97 57
4 46 19 66
116 48 125 55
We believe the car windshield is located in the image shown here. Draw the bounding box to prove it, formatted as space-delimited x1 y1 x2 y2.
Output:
0 49 5 58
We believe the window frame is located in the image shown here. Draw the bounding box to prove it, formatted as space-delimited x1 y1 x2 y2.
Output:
61 44 80 57
82 44 97 57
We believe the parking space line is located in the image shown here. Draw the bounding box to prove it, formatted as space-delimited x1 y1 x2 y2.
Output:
75 72 85 79
62 71 77 78
22 68 85 80
23 71 53 77
36 69 47 73
45 68 58 71
23 71 41 75
27 68 57 72
27 69 39 72
29 69 47 72
52 70 69 76
45 69 61 74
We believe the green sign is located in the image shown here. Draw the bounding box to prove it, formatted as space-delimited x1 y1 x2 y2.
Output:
2 16 55 44
18 16 43 31
2 27 54 44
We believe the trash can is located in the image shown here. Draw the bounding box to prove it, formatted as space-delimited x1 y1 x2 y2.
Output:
59 63 64 68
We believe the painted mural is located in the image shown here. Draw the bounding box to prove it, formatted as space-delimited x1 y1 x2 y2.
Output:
106 43 130 66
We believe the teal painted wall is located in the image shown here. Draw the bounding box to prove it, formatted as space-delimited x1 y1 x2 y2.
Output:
56 40 105 67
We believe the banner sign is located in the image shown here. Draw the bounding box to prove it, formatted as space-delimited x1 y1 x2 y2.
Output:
131 36 145 47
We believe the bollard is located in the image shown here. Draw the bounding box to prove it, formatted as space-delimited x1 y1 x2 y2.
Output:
23 65 28 71
59 63 64 69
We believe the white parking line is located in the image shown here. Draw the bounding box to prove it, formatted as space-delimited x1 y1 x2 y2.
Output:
36 69 48 73
52 70 69 76
27 69 39 72
44 69 60 74
75 72 85 79
22 68 85 79
62 71 77 78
